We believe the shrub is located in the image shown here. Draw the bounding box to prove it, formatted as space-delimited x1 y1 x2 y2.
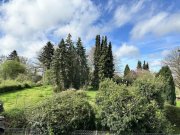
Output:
133 75 165 109
27 90 96 135
16 74 31 83
0 100 3 113
164 105 180 129
1 60 26 79
156 66 176 105
96 79 172 134
0 82 31 94
2 108 27 128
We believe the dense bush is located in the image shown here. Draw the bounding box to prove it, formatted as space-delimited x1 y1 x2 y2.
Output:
0 60 26 79
96 79 172 134
2 108 27 128
164 105 180 129
133 75 165 109
156 66 176 105
28 90 96 135
0 83 31 94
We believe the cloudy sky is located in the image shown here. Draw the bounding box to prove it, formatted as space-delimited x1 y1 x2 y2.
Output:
0 0 180 72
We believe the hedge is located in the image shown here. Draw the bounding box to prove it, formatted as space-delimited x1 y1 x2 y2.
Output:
0 83 31 94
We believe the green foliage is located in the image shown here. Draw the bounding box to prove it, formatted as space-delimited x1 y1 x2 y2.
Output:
164 105 180 133
133 75 165 108
92 35 114 89
0 100 3 113
156 66 176 105
96 79 172 134
52 35 89 91
137 60 142 70
0 82 31 94
38 41 54 69
1 60 26 79
2 108 27 128
28 90 96 135
16 74 31 83
7 50 20 62
124 64 130 77
76 37 89 87
44 69 53 85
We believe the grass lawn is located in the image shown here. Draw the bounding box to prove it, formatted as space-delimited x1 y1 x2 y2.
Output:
0 85 52 111
177 100 180 107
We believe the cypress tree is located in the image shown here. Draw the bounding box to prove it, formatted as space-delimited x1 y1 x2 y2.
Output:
8 50 20 62
124 64 130 77
38 42 54 69
99 36 108 79
92 35 101 89
146 62 149 70
106 42 114 78
156 66 176 105
143 60 146 70
137 60 142 70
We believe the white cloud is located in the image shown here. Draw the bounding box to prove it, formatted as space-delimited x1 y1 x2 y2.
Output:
115 43 139 58
0 0 101 58
113 0 144 27
161 50 171 57
131 12 180 39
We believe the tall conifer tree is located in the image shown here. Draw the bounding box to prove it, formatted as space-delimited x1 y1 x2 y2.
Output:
92 35 101 89
38 42 54 69
124 64 130 77
156 66 176 105
76 37 89 87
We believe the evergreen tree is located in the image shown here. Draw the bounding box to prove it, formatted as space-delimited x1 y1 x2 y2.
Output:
106 42 114 78
38 42 54 69
156 66 176 105
146 62 149 70
8 50 20 62
52 39 68 90
76 37 89 87
99 36 108 79
92 35 101 89
143 60 146 70
124 64 130 77
65 34 76 88
137 60 142 70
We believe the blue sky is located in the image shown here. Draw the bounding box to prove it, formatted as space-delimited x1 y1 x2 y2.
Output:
0 0 180 72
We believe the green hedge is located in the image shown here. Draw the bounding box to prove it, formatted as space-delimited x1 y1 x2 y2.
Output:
164 105 180 129
0 83 31 94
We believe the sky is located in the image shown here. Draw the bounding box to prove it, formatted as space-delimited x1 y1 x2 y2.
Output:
0 0 180 72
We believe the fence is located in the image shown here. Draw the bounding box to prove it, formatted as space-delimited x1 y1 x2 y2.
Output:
3 128 39 135
71 131 179 135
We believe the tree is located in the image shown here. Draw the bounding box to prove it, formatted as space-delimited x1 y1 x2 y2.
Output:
0 100 3 113
1 60 26 79
92 35 101 89
8 50 20 62
76 37 89 87
146 62 149 70
163 48 180 89
106 42 114 78
124 64 130 77
38 41 54 70
143 60 146 70
156 66 176 105
92 35 114 89
137 60 142 70
52 39 67 91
